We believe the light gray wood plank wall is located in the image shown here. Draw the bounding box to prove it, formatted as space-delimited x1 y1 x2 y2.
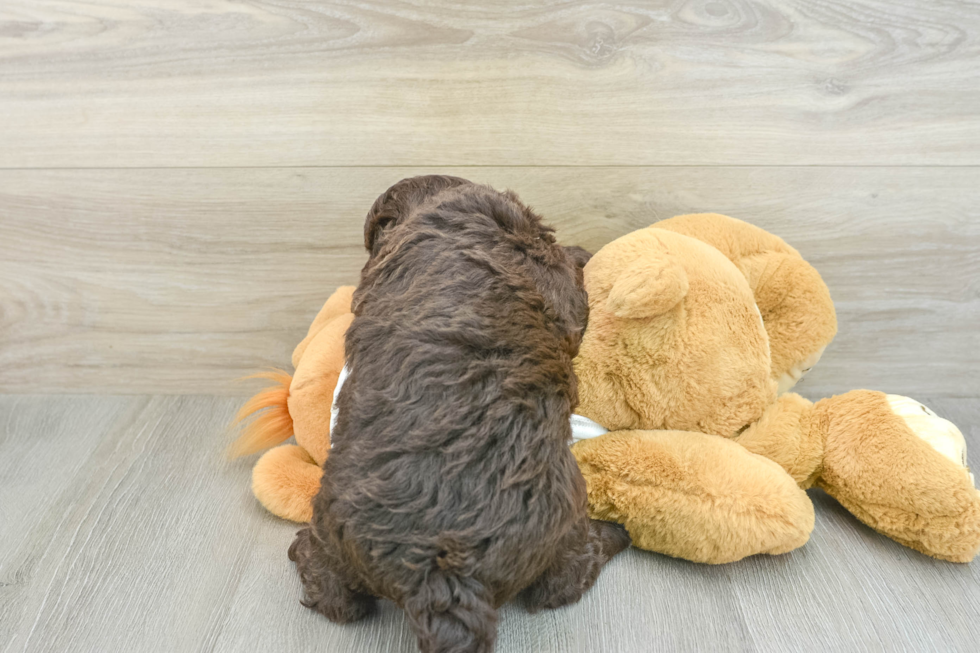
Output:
0 3 978 394
1 167 977 396
1 1 979 166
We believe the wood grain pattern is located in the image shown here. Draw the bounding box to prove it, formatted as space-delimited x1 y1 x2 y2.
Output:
1 394 979 652
2 166 977 396
0 395 263 652
0 395 135 649
2 1 980 167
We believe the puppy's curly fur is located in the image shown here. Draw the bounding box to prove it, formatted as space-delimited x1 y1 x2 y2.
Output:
289 176 630 653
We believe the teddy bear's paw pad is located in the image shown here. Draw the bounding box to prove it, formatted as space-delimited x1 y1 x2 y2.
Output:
887 395 974 487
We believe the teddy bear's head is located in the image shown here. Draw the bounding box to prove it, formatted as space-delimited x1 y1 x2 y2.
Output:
573 227 777 437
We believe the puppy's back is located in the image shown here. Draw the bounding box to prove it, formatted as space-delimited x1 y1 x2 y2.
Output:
322 182 586 607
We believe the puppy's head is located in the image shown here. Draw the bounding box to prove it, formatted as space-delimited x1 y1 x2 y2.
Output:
360 177 590 355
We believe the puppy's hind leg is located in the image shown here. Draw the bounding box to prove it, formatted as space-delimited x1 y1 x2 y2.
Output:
288 526 376 623
522 518 630 613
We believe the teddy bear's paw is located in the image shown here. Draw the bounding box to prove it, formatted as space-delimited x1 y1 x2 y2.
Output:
572 430 814 564
886 395 974 486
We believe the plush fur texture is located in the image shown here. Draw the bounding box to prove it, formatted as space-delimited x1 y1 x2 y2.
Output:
291 176 629 653
574 226 777 437
817 391 980 563
228 369 294 458
252 444 323 522
570 217 980 564
288 309 353 466
574 429 814 564
737 390 980 562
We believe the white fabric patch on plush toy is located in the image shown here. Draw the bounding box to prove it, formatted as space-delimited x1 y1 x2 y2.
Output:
328 365 608 447
887 394 975 486
570 414 609 443
329 365 349 443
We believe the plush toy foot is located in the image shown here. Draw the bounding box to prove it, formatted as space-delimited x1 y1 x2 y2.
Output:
252 444 323 522
572 430 814 564
817 391 980 562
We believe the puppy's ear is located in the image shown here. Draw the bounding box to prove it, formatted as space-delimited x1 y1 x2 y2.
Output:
364 201 400 256
364 175 471 255
606 255 688 319
564 246 592 269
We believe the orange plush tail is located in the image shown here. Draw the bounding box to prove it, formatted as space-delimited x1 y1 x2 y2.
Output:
228 369 294 458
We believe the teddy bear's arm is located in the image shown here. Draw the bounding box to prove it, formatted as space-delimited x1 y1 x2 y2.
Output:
735 393 825 488
734 253 836 392
815 391 980 563
572 429 814 564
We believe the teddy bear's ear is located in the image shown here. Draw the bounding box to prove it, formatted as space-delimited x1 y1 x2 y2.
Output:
605 255 689 319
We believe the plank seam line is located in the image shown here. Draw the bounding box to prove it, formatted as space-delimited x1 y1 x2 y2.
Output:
0 165 978 171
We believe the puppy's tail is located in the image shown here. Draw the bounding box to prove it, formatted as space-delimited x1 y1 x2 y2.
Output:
404 567 498 653
227 369 294 458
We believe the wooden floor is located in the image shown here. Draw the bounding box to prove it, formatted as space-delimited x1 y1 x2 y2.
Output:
0 394 978 652
2 1 980 651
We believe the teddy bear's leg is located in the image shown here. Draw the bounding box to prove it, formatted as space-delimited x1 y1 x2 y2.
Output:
251 445 324 522
289 525 376 623
652 213 838 393
573 430 814 564
814 391 980 562
521 517 631 612
734 253 836 393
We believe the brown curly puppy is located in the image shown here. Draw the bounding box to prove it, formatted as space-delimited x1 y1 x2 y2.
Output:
288 176 629 653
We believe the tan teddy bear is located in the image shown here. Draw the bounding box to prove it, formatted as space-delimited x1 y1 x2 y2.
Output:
571 214 980 563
